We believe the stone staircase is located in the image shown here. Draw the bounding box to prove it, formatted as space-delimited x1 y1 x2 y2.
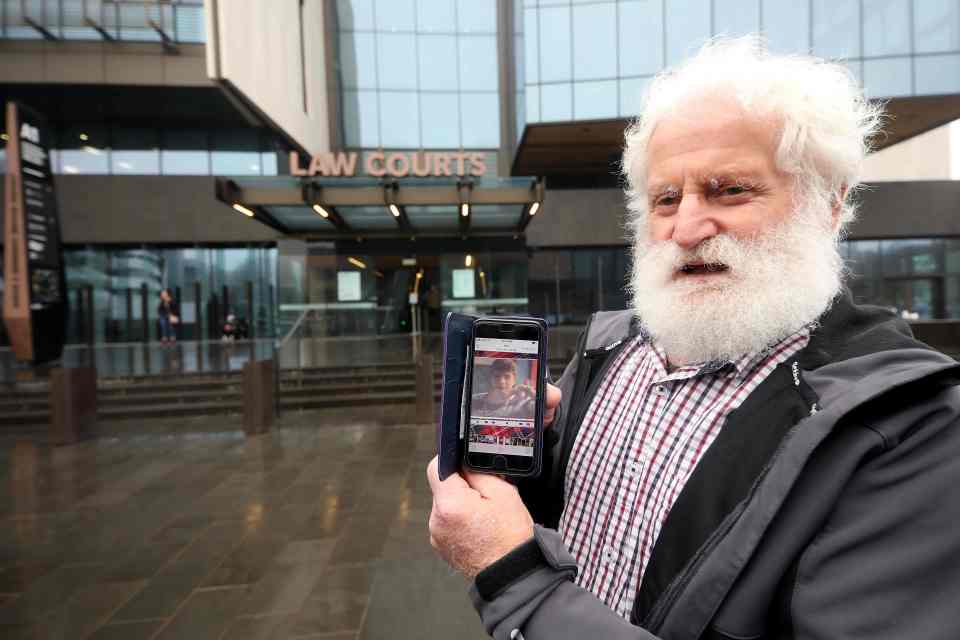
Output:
0 359 569 432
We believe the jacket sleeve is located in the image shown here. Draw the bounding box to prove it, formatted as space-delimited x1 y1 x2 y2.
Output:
471 526 661 640
789 386 960 640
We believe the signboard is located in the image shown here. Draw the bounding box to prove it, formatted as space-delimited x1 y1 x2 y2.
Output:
289 150 488 178
337 271 362 302
452 269 476 299
3 102 66 364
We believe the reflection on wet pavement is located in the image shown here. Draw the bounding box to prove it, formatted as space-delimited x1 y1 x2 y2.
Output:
0 413 486 640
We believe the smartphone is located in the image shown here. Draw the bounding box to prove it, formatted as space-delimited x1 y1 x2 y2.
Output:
464 317 546 477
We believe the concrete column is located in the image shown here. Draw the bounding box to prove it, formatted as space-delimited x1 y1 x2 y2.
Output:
49 367 97 445
243 359 275 436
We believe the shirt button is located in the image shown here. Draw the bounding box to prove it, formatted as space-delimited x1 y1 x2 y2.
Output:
628 462 639 476
602 546 614 564
654 385 668 397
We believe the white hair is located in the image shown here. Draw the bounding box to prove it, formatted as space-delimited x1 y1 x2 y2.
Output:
621 35 884 236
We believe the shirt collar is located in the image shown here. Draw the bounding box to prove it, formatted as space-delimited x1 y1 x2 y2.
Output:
640 324 813 383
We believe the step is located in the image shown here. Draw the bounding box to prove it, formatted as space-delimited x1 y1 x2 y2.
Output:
0 398 51 413
279 390 417 411
98 380 243 396
0 410 50 427
279 382 414 397
99 390 241 407
98 400 243 420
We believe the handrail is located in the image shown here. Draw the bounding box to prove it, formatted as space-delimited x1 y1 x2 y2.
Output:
277 308 313 349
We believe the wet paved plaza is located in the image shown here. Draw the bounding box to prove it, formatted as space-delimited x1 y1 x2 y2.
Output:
0 413 486 639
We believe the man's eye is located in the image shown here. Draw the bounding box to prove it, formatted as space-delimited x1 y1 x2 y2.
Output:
654 193 679 207
718 184 751 197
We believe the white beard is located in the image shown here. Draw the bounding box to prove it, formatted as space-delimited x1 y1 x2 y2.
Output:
628 203 843 366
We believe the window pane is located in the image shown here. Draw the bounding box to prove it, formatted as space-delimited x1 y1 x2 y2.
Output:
211 152 262 175
713 0 760 37
418 35 457 91
161 150 209 175
761 0 810 53
337 0 375 31
524 8 539 84
812 0 860 59
174 5 205 43
420 93 460 147
619 1 663 76
540 83 573 122
377 33 417 90
456 0 496 34
379 91 420 147
59 148 109 174
915 0 960 54
417 0 456 32
540 7 572 83
863 0 911 57
881 239 943 276
459 35 498 91
374 0 415 31
665 0 711 64
112 150 160 174
343 90 380 147
261 151 278 176
460 92 500 147
915 54 960 95
526 85 541 122
863 56 912 99
339 32 378 89
573 3 616 80
574 80 618 119
619 76 652 117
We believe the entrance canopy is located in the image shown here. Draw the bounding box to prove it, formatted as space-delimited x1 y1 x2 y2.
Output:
215 176 545 238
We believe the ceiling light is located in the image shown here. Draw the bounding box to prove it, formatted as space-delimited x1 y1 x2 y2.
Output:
79 133 89 141
312 204 330 218
529 201 541 216
460 203 470 217
0 133 8 141
465 254 473 268
232 203 255 217
348 256 367 269
389 203 400 218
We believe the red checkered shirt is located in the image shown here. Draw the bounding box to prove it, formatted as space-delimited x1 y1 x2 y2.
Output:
559 327 810 618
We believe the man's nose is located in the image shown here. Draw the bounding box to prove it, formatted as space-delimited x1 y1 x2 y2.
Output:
672 195 719 250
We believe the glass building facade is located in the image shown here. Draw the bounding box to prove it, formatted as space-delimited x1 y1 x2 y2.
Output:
61 245 277 343
336 0 501 150
0 0 205 43
4 0 960 349
517 0 960 126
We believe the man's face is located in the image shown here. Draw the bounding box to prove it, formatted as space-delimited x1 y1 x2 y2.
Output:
492 370 516 393
644 102 797 282
630 99 843 365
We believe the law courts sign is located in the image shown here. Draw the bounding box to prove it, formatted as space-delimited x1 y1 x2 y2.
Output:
3 102 67 364
289 150 488 178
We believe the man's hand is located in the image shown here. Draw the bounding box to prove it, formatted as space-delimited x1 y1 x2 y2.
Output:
544 383 561 427
427 456 535 578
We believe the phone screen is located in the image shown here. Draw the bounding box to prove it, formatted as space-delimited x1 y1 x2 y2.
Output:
466 330 540 470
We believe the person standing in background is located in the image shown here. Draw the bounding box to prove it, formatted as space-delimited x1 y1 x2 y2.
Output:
157 288 180 345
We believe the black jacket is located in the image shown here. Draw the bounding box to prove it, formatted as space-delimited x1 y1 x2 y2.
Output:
470 292 960 640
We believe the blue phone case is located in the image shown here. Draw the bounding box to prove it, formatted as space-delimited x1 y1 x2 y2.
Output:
436 312 548 481
437 312 476 480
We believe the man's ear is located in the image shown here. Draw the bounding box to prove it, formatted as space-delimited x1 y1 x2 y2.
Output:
831 185 849 231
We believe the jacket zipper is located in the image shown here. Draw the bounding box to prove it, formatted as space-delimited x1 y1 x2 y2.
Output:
558 335 631 483
640 420 804 633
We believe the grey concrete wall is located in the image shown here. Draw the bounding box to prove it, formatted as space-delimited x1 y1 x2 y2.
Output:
526 181 960 248
1 175 281 244
0 40 208 86
850 181 960 239
526 188 630 247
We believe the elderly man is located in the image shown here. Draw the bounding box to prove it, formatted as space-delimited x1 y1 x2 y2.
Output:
427 37 960 640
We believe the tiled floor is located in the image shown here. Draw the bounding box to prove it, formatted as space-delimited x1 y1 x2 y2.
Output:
0 413 487 639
